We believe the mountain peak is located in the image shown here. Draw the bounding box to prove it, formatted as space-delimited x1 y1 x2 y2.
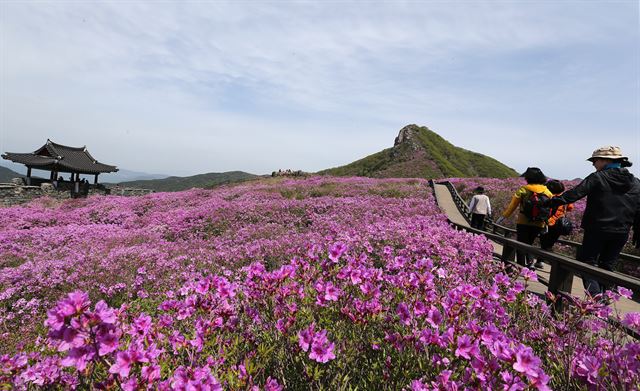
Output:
320 124 518 179
393 124 423 149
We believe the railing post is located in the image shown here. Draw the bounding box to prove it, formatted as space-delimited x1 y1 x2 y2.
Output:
501 243 515 264
548 260 574 312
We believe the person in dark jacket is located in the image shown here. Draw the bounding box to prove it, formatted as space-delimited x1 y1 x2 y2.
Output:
549 146 640 297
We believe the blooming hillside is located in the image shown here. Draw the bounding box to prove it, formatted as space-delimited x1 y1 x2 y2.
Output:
1 177 638 389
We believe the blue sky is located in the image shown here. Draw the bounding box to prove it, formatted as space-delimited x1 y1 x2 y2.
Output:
1 1 638 180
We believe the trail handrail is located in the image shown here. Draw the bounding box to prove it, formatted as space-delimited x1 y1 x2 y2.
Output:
428 180 640 298
435 180 640 264
428 179 640 340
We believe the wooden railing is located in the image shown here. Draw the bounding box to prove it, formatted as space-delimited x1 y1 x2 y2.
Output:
429 179 640 339
428 180 640 299
434 180 640 265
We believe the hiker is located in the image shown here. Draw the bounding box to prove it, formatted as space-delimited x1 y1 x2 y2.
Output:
537 180 574 266
496 167 553 268
547 146 640 297
468 186 491 230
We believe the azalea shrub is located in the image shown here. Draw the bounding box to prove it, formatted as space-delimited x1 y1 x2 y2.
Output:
0 176 639 389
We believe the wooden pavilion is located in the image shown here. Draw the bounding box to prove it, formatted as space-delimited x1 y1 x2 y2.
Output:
2 140 118 192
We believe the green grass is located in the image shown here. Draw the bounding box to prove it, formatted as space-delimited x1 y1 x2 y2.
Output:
114 171 260 192
319 124 518 179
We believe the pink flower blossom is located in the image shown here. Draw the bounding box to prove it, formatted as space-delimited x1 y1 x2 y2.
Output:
573 355 601 385
141 364 161 382
132 313 153 336
622 312 640 331
397 302 412 325
109 351 134 378
455 335 480 360
298 324 315 352
617 286 633 299
93 300 116 324
512 346 543 379
60 346 94 371
520 268 538 282
97 329 120 356
328 242 348 262
308 330 336 364
324 282 341 301
264 377 283 391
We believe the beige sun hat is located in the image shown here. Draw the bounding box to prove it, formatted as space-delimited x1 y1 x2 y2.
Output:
587 145 628 162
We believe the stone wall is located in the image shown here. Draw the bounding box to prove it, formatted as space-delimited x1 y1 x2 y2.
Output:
0 182 70 207
0 181 154 207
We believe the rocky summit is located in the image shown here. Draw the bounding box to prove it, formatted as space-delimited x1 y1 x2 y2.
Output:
320 124 518 179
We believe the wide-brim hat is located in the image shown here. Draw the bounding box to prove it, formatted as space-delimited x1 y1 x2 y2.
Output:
587 146 627 162
520 167 546 182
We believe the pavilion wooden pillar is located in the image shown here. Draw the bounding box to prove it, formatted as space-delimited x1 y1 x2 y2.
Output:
94 174 99 184
26 167 32 185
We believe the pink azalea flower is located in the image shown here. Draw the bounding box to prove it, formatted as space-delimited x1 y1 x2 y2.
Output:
573 355 601 385
414 301 427 316
122 378 139 391
44 308 65 331
324 282 341 301
57 327 86 352
426 306 443 329
141 364 161 382
436 370 452 385
617 286 633 299
349 269 362 285
298 324 315 352
622 312 640 331
410 379 428 390
93 300 116 324
132 313 152 336
520 268 538 282
455 335 479 360
328 242 348 262
308 330 335 364
109 353 131 378
195 279 210 295
494 273 511 286
264 377 283 391
396 302 412 325
275 318 287 334
58 291 90 317
60 346 94 371
512 346 542 379
97 329 120 356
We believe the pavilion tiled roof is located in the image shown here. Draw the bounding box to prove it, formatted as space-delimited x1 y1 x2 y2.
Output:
2 140 118 174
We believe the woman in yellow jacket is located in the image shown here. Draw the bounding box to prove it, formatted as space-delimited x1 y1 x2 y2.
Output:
496 167 553 268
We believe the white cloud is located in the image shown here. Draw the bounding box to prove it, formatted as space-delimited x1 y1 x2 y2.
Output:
1 1 638 179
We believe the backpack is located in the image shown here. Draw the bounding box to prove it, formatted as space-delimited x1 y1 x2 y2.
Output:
521 190 553 223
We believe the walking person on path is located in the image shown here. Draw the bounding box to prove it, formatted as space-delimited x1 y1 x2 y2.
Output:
536 180 574 268
496 167 553 268
468 186 491 230
547 146 640 297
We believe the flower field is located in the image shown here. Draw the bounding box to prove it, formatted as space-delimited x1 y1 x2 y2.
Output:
1 177 638 389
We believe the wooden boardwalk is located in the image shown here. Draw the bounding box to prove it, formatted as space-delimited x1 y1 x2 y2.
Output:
433 184 640 315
